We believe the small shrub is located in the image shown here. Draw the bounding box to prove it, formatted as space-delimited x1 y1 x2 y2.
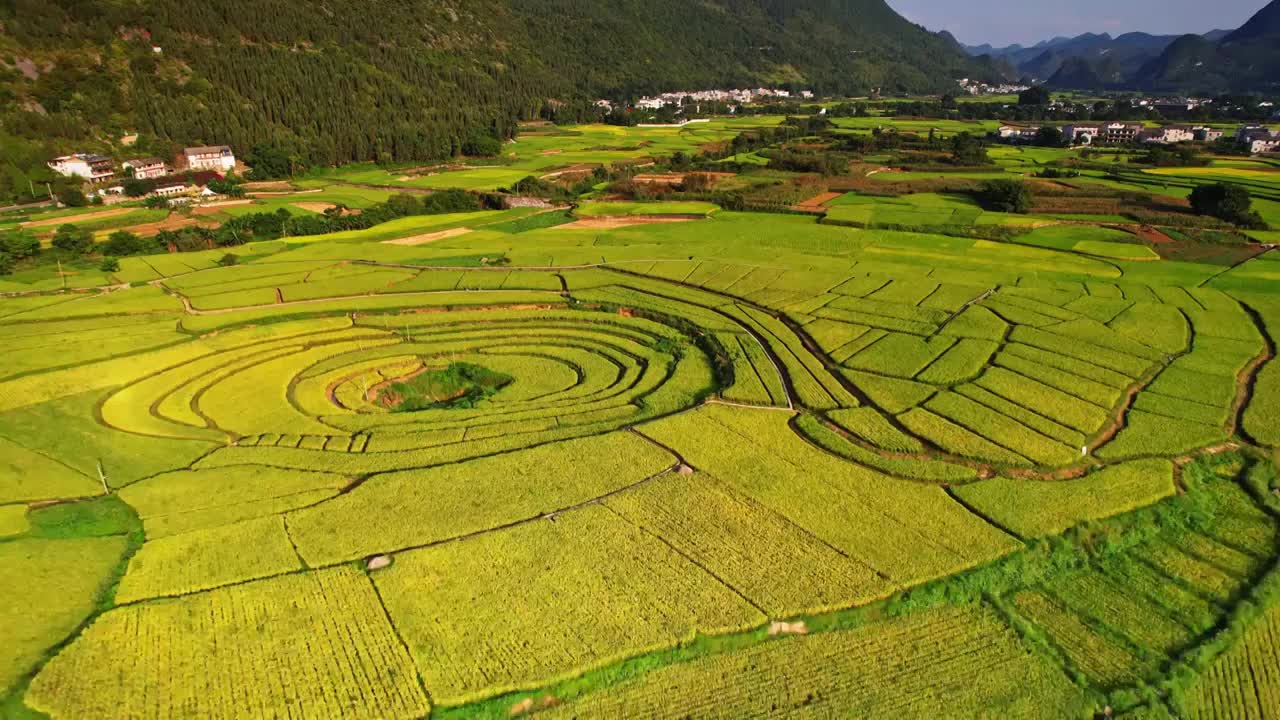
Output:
976 179 1032 214
51 224 94 255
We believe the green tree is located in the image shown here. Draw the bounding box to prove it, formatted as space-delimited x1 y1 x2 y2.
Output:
123 177 150 197
0 251 13 276
101 230 149 256
977 179 1032 214
1 230 41 260
461 134 502 157
207 176 246 197
51 224 94 254
1189 183 1255 224
1033 127 1065 148
950 132 989 165
58 186 88 207
99 256 120 272
1018 86 1051 106
245 143 295 180
386 193 422 217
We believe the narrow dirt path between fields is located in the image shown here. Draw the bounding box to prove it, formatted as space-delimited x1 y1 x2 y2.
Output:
381 227 472 246
21 207 132 228
1231 303 1276 446
560 215 703 230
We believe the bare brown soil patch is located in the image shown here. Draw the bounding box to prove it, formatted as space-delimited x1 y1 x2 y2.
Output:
768 621 809 636
246 189 323 197
1132 226 1175 245
633 172 735 187
195 200 254 211
382 227 473 246
539 164 596 179
293 202 339 214
119 214 218 237
22 208 132 229
241 181 295 191
794 191 843 210
510 695 559 716
561 215 702 230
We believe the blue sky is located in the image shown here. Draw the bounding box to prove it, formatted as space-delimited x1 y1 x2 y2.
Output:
887 0 1264 46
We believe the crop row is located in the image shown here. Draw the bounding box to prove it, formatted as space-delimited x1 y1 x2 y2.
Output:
1043 571 1196 659
726 304 857 410
845 332 956 378
637 405 1019 586
953 459 1174 538
899 407 1031 466
27 567 431 720
373 504 764 705
603 471 894 617
118 466 350 539
115 515 301 603
1186 606 1280 720
538 603 1088 719
285 431 674 564
925 391 1078 466
797 414 978 483
1012 591 1151 689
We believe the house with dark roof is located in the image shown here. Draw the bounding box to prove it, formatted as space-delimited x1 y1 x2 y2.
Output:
184 145 236 172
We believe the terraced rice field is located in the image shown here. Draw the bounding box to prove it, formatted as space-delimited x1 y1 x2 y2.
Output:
1 202 1278 719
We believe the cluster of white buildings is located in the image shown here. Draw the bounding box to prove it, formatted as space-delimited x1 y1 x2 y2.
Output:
958 78 1031 96
996 122 1231 146
620 88 812 111
47 145 237 184
992 121 1279 154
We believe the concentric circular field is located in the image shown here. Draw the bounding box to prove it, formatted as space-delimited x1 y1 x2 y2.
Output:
100 306 715 465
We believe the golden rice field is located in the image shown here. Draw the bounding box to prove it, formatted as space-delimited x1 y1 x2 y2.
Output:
1 206 1279 719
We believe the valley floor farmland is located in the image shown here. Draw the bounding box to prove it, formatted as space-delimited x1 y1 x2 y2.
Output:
3 146 1280 718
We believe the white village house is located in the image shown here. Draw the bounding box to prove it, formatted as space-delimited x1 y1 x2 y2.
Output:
997 124 1041 142
1238 126 1280 155
1142 126 1196 144
121 158 169 180
184 145 236 172
1062 124 1101 144
46 154 116 182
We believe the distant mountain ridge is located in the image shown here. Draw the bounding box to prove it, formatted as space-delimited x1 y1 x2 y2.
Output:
960 0 1280 92
963 32 1201 82
1133 0 1280 91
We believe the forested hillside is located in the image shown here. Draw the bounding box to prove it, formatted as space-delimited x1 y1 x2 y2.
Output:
1133 0 1280 93
0 0 987 201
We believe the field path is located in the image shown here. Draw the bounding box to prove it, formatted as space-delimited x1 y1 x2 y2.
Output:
21 207 132 228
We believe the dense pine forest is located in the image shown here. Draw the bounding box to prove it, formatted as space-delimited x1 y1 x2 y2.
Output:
0 0 991 204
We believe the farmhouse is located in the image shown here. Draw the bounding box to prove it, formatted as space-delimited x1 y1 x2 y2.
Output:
122 158 169 180
1099 122 1145 144
997 124 1041 142
1062 124 1101 144
1250 137 1280 155
46 154 115 182
1237 125 1280 155
151 182 189 198
184 145 236 172
1194 126 1225 142
1141 126 1195 144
